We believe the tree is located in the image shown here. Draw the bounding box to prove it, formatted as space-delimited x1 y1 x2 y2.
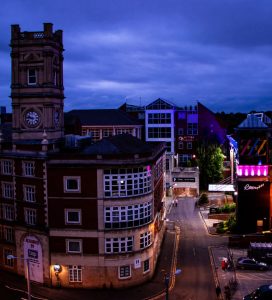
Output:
196 144 225 190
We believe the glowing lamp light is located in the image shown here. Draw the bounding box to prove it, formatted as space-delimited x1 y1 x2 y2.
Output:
53 264 62 273
237 165 268 177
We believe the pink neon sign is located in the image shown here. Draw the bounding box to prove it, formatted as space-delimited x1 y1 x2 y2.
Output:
237 165 268 177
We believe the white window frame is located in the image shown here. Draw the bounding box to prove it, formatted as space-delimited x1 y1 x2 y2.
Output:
64 176 81 193
119 265 131 279
178 141 183 150
66 239 82 254
187 142 192 150
3 205 14 221
24 208 37 225
65 209 81 225
187 123 198 135
104 167 151 198
2 182 14 199
140 231 152 249
1 160 12 175
68 265 82 282
105 236 133 254
23 185 36 202
3 226 14 242
27 68 37 85
104 202 152 229
143 259 150 273
23 161 35 177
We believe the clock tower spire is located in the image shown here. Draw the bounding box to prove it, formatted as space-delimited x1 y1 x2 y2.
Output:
10 23 64 145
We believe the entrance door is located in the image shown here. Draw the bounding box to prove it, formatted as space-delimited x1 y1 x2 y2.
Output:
23 235 44 283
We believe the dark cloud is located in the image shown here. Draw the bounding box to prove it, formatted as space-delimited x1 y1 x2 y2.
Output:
1 0 272 113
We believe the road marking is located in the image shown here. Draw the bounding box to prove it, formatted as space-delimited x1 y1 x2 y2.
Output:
5 285 48 300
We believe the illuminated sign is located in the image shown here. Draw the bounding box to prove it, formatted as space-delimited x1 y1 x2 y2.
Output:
244 183 264 191
237 165 268 177
178 136 195 141
173 177 195 182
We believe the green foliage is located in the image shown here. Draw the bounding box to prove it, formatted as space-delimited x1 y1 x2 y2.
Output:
196 144 225 190
218 203 236 213
198 193 209 205
216 214 237 234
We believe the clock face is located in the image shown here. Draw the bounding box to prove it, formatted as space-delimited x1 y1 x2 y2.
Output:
24 110 40 127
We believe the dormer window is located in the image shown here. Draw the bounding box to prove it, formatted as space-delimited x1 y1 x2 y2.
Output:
28 68 37 85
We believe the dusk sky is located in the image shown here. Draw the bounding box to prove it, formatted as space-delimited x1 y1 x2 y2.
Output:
1 0 272 113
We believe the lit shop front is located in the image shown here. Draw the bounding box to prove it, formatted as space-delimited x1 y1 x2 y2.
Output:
236 165 270 233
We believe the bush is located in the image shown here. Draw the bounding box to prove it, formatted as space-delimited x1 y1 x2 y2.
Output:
216 221 228 233
198 193 209 205
218 203 236 213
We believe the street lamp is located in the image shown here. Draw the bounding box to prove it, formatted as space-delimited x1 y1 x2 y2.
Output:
7 254 31 300
163 268 182 300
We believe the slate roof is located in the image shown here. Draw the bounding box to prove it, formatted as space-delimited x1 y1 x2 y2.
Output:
238 114 268 128
81 134 161 155
66 109 141 126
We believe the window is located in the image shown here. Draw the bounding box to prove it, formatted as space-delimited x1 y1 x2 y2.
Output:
69 265 82 282
187 142 192 149
140 231 152 249
148 127 171 138
177 128 183 135
115 128 133 135
178 141 183 150
28 69 37 85
2 182 14 199
148 113 171 124
119 265 131 279
4 249 14 267
3 205 14 221
187 123 198 135
104 202 152 229
3 226 14 242
65 209 81 225
105 237 133 253
104 167 151 198
143 259 150 273
23 161 35 176
178 154 192 166
82 128 101 141
24 185 36 202
64 177 81 193
102 128 113 138
24 208 37 225
1 160 12 175
67 239 82 253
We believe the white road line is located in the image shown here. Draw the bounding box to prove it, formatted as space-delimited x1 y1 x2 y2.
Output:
5 285 48 300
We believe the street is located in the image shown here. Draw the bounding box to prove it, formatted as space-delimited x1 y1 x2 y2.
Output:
168 196 227 300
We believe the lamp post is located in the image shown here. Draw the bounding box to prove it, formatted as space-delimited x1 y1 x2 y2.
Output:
163 268 182 300
7 255 31 300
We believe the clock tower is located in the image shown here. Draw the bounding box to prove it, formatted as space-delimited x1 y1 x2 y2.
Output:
10 23 64 144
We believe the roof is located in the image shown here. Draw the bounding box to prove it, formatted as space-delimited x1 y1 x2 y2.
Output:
66 109 141 126
81 134 162 155
238 114 268 128
145 98 178 110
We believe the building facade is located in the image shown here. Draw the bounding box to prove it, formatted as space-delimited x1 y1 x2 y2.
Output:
0 23 166 289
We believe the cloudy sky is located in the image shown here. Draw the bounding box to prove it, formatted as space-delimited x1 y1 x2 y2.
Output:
1 0 272 113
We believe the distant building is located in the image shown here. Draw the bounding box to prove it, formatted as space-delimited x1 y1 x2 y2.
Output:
230 113 272 233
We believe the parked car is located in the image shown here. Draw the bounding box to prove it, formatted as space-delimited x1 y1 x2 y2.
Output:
236 257 269 271
243 284 272 300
